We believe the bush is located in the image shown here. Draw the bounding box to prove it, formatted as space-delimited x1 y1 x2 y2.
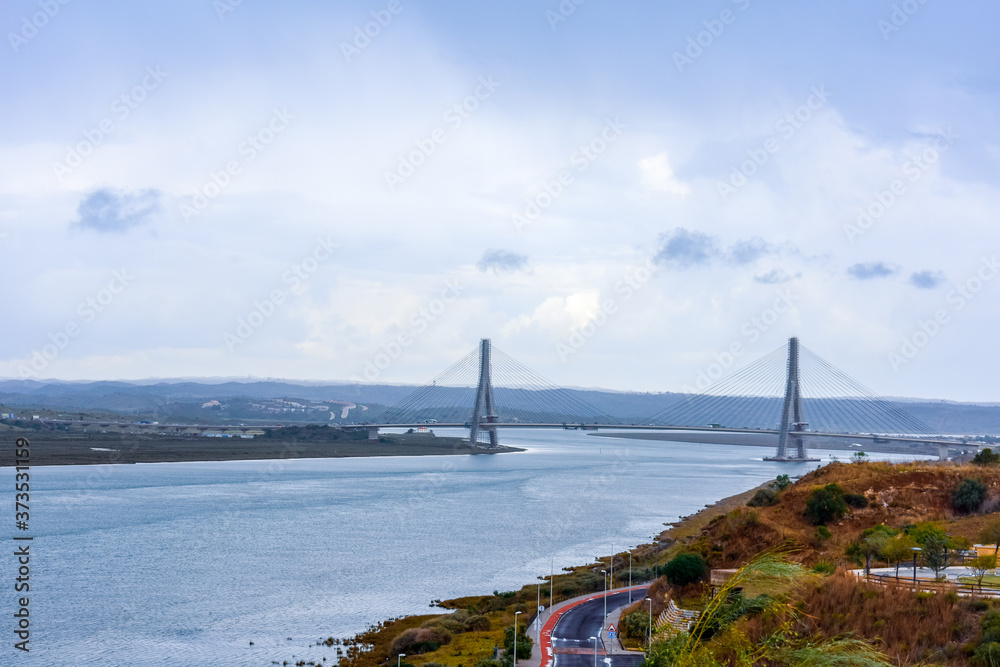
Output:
503 625 532 660
844 493 869 508
464 615 491 632
814 526 832 542
621 610 649 639
953 478 988 514
747 488 779 507
974 448 1000 466
812 561 835 574
663 553 707 586
973 642 1000 667
769 474 792 491
805 484 848 525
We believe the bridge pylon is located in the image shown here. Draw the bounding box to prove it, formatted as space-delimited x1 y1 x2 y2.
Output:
469 338 499 447
766 337 818 462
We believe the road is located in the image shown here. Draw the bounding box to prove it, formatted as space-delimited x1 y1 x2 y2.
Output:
551 589 647 667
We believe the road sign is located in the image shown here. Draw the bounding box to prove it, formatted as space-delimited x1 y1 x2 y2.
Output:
607 623 616 633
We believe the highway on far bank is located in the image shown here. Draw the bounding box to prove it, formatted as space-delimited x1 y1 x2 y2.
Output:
551 589 648 667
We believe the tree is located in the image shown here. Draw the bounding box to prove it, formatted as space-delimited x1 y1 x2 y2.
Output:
503 625 532 661
804 484 848 525
769 474 792 491
970 554 997 592
909 522 947 548
923 535 949 578
846 525 896 575
881 534 918 579
953 477 988 514
663 553 706 586
981 520 1000 558
973 448 1000 466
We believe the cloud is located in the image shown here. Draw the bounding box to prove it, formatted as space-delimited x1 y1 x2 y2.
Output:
72 188 161 233
476 249 529 274
753 268 800 284
653 228 720 268
909 270 946 289
728 237 775 265
638 153 690 197
847 261 898 280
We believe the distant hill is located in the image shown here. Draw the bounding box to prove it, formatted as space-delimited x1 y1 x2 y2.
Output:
1 379 999 434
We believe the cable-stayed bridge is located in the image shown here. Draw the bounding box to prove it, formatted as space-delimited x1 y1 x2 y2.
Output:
356 338 954 462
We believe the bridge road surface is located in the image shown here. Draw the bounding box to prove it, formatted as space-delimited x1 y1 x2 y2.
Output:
551 589 647 667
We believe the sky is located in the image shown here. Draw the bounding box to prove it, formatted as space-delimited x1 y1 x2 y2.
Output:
1 0 998 401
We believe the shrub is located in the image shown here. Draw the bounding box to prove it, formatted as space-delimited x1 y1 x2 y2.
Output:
464 615 491 632
663 553 707 586
814 526 832 543
503 625 532 660
805 484 848 525
975 448 1000 466
621 610 649 639
953 478 988 514
747 488 779 507
844 493 869 509
769 474 792 491
973 642 1000 667
812 561 835 574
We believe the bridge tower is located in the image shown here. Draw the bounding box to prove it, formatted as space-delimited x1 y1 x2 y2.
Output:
469 338 499 447
769 337 814 462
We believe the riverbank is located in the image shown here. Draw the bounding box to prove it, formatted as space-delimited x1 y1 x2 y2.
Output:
330 477 772 667
0 431 522 466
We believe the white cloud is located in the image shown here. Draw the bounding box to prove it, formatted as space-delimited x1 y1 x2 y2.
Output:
638 153 691 197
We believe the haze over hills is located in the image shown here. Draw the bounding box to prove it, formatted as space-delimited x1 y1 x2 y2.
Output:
2 378 1000 435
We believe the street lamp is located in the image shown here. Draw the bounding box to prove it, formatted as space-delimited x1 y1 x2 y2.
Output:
536 579 542 640
945 532 952 570
628 549 633 604
645 598 652 649
398 653 405 667
610 544 614 593
912 546 922 587
601 569 607 620
514 611 522 667
590 636 599 667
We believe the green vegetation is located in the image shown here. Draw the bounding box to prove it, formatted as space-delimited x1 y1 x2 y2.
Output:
805 483 848 525
953 477 988 513
663 553 707 586
974 448 1000 466
746 488 778 507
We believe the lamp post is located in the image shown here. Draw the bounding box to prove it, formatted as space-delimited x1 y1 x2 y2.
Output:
912 546 922 587
398 654 405 667
514 611 522 667
601 569 607 620
945 532 951 570
550 559 554 607
590 636 599 667
536 579 542 640
645 598 652 649
610 545 614 593
628 549 633 604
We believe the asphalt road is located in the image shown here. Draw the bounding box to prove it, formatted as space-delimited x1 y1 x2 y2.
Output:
552 589 648 667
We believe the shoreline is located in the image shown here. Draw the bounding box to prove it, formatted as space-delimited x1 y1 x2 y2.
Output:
0 432 524 466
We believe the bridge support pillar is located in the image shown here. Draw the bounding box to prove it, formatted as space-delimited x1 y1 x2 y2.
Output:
938 444 949 461
367 427 379 441
469 339 500 447
766 337 817 462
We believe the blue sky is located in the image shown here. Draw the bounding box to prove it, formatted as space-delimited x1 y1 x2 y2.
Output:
1 0 998 401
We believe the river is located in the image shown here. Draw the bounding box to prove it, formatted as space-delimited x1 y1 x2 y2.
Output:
5 429 927 665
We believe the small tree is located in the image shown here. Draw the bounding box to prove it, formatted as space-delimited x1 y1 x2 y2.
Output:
664 553 707 586
970 554 997 592
881 534 918 579
973 448 1000 466
804 484 848 525
851 451 869 464
769 474 792 491
952 477 988 514
923 535 949 578
503 625 532 661
981 520 1000 558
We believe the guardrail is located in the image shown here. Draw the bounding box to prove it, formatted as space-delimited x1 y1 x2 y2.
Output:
865 573 1000 597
